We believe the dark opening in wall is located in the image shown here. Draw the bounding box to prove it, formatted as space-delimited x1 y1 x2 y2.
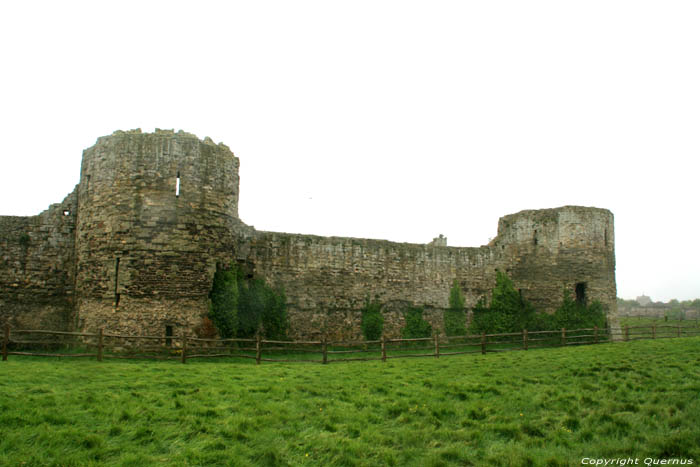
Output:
604 229 608 246
114 257 121 308
533 230 538 245
62 210 70 216
86 175 90 192
176 171 180 197
165 325 173 346
575 282 587 305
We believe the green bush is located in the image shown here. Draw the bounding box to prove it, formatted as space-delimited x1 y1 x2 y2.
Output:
469 272 537 334
401 307 432 339
361 296 384 341
237 278 288 340
444 280 467 336
469 273 609 334
208 266 239 339
209 264 288 340
262 286 288 339
550 291 607 330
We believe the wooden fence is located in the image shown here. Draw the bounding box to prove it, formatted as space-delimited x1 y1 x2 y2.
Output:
2 323 699 364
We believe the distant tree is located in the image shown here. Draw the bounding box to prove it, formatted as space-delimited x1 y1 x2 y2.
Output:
617 298 638 307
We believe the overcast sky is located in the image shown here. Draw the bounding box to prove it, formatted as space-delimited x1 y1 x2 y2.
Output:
1 1 698 302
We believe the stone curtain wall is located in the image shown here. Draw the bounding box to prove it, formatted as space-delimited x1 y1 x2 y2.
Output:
245 207 618 340
0 190 78 330
245 231 500 340
74 130 245 337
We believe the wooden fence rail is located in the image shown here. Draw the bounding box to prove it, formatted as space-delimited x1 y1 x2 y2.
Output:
2 323 700 364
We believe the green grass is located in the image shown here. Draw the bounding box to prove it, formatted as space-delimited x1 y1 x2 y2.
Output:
1 338 699 466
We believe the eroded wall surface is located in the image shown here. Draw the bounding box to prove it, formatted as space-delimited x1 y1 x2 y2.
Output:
0 190 77 330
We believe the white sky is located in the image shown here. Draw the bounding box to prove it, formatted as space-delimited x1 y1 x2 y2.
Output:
1 1 698 302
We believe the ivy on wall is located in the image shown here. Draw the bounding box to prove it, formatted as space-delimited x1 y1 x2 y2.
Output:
401 307 432 339
361 295 384 341
444 280 467 336
209 263 288 339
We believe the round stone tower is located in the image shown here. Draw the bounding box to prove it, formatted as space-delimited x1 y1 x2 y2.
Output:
492 206 618 328
74 129 242 337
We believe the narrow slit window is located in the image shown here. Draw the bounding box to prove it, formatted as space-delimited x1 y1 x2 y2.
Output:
175 171 180 197
533 230 538 246
165 325 173 346
114 257 121 308
604 229 608 246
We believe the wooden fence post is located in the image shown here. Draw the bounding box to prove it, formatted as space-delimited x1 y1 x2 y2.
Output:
523 329 528 350
561 328 566 346
381 335 386 362
322 338 328 364
97 328 104 362
2 324 8 361
652 325 656 340
434 334 439 358
181 331 187 364
255 333 261 365
624 326 629 342
481 332 486 355
594 326 599 344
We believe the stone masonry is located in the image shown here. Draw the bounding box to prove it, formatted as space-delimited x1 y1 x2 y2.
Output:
0 130 618 340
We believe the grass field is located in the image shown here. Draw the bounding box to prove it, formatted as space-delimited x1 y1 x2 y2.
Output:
1 338 699 466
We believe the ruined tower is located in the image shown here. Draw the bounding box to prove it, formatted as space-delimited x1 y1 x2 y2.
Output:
491 207 617 313
74 129 242 336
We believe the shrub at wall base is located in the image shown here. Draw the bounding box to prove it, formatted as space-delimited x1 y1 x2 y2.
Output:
444 280 467 336
361 296 384 341
401 307 432 339
209 264 288 340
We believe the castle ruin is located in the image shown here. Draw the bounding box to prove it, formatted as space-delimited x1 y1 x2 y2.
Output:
0 130 618 340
